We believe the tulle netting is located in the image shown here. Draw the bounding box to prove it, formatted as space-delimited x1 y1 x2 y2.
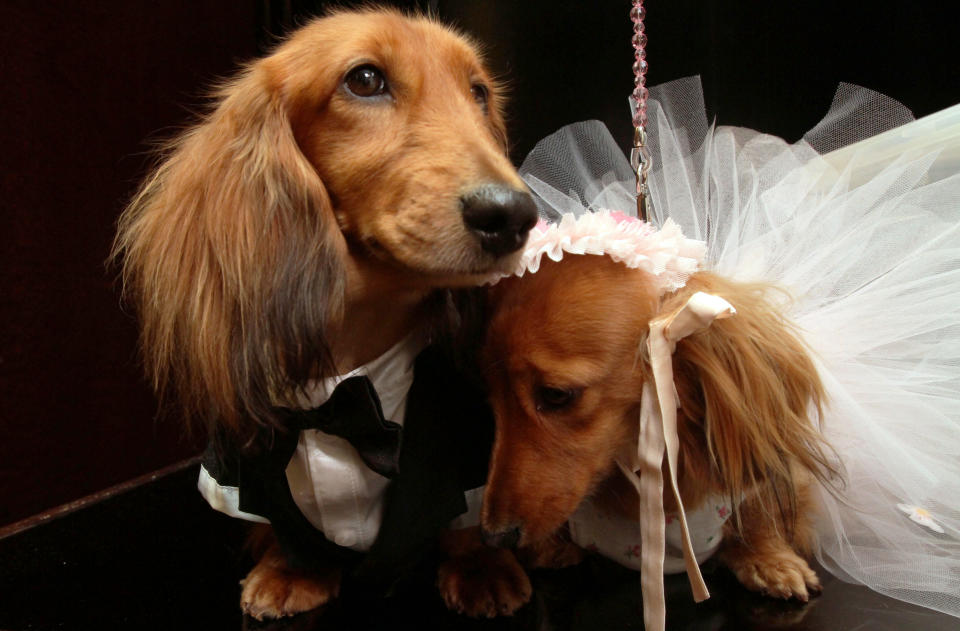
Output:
519 76 960 618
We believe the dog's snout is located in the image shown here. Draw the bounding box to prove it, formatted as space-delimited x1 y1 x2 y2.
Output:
461 185 538 257
481 525 522 549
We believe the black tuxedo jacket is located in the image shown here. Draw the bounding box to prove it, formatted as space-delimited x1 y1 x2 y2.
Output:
201 345 493 592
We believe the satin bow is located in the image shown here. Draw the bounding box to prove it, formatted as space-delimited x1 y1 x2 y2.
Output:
616 291 736 631
277 375 403 478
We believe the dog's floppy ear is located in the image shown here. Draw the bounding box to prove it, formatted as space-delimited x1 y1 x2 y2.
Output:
666 274 839 526
113 62 344 440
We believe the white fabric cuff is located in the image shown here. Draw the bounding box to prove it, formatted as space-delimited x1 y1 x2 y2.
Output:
197 465 270 524
449 486 485 530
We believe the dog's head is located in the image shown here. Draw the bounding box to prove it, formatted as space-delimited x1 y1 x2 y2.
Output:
275 9 535 278
480 254 835 549
113 9 535 437
480 255 660 546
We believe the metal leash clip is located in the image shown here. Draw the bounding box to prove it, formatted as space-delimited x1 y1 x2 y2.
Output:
630 125 652 221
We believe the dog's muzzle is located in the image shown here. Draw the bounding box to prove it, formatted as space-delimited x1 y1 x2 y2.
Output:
461 185 538 257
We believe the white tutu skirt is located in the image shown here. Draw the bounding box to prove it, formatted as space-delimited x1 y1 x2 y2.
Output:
519 76 960 618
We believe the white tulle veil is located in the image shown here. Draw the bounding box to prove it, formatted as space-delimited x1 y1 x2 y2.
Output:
517 76 960 618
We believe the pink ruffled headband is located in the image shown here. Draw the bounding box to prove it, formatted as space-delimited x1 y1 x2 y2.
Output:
511 210 706 295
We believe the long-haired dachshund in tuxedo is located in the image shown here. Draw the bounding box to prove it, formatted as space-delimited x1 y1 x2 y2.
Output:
114 8 536 620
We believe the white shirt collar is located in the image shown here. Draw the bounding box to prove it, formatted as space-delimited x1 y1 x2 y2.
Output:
295 332 428 413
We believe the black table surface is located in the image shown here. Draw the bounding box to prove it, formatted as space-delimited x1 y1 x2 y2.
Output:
1 461 956 631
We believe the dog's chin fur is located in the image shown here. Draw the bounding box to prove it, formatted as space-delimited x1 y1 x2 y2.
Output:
481 254 841 601
352 236 523 289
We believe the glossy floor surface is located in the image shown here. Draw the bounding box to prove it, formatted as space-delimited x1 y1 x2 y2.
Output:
1 462 955 630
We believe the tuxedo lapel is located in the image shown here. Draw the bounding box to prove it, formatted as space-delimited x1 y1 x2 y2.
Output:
357 346 477 585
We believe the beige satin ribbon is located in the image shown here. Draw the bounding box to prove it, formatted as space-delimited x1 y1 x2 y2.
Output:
616 291 736 631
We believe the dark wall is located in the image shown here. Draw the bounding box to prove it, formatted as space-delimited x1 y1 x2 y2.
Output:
0 2 259 526
2 0 957 527
441 1 960 164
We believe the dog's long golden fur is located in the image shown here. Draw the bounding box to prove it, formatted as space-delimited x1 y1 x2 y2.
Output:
115 65 346 436
481 254 840 601
666 272 835 527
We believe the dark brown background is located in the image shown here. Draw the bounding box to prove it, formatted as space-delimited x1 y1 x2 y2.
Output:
2 0 958 527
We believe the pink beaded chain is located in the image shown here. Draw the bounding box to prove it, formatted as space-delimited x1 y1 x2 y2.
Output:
630 0 651 220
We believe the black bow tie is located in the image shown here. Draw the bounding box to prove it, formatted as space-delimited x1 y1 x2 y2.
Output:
276 375 403 478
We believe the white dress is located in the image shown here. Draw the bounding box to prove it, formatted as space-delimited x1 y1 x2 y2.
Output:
518 75 960 619
568 496 733 574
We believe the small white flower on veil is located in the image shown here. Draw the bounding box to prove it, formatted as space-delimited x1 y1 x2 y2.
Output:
897 504 946 534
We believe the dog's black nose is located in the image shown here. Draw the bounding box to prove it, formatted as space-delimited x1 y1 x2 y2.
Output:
481 525 521 549
461 185 538 257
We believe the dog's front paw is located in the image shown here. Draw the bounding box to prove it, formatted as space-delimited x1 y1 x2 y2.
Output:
240 562 341 621
727 548 822 603
437 547 532 618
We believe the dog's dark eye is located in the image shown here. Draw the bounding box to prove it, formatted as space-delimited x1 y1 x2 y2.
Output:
470 83 489 109
345 65 388 98
535 386 581 412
